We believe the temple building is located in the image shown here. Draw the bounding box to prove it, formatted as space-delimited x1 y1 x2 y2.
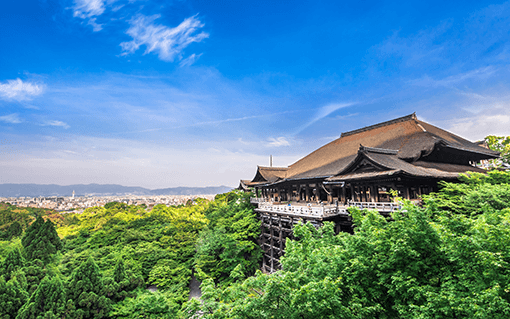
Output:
244 113 498 204
241 113 500 272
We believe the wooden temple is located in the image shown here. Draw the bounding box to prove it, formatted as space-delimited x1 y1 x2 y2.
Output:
241 113 500 273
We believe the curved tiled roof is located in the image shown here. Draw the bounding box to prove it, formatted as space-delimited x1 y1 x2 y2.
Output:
250 166 288 184
285 113 498 179
325 146 485 182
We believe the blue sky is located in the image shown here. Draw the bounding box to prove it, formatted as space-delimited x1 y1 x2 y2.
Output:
1 0 510 188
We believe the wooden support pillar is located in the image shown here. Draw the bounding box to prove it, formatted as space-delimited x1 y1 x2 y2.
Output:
278 216 283 258
305 185 310 202
350 185 355 202
269 215 274 273
261 217 266 271
327 185 333 203
341 186 346 203
370 185 376 202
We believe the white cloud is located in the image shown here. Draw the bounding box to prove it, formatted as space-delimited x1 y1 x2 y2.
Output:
268 137 291 147
409 66 497 88
120 14 209 62
294 102 356 135
72 0 105 19
0 78 44 101
448 107 510 141
179 53 203 67
72 0 107 31
0 135 301 188
0 114 22 124
42 120 71 129
87 17 103 32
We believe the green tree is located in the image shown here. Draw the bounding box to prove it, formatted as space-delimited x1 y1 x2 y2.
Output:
195 191 261 284
1 248 25 281
190 172 510 318
23 260 49 297
67 257 111 319
0 275 28 319
16 276 66 319
110 291 180 319
22 216 62 264
105 259 143 303
484 135 510 167
5 221 23 240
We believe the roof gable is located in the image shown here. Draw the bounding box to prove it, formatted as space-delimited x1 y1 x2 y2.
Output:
251 166 288 183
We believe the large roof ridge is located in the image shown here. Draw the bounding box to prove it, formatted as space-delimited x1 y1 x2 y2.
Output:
257 166 288 170
341 113 417 137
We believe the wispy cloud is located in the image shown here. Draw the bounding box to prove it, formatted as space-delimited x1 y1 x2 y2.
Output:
169 110 297 129
0 78 44 101
120 14 209 62
448 106 510 140
294 102 356 135
72 0 106 31
41 120 70 129
409 66 497 88
0 113 22 124
268 137 290 147
72 0 106 18
179 53 203 67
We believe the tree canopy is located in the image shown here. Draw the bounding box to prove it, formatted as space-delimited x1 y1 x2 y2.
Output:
189 171 510 319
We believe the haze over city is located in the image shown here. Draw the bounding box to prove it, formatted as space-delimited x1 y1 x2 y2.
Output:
2 0 510 189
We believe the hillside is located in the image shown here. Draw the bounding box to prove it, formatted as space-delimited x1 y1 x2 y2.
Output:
0 183 233 197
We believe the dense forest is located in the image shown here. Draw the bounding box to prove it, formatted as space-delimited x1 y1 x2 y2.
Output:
0 191 261 318
1 169 510 318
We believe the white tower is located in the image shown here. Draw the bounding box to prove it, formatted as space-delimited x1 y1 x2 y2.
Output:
72 190 75 199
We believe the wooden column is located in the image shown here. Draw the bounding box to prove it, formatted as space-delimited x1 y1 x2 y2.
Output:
305 185 310 202
278 216 283 258
370 185 376 202
261 217 266 271
327 185 333 203
269 215 274 273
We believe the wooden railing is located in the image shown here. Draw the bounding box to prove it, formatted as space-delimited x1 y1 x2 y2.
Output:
251 198 402 217
347 201 401 212
255 202 348 218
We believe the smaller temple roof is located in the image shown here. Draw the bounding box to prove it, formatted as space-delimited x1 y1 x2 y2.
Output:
326 145 486 182
249 166 288 185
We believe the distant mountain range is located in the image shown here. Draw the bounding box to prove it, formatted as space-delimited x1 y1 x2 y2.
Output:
0 184 234 197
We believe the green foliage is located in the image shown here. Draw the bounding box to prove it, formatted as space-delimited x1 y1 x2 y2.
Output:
22 216 62 265
0 191 262 318
108 259 144 302
16 276 66 319
23 260 50 297
110 291 181 319
485 135 510 167
1 248 25 281
0 275 28 319
191 174 510 319
423 170 510 215
195 191 261 284
67 257 111 319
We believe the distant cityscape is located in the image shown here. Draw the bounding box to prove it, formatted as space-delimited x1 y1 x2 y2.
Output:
0 194 216 213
